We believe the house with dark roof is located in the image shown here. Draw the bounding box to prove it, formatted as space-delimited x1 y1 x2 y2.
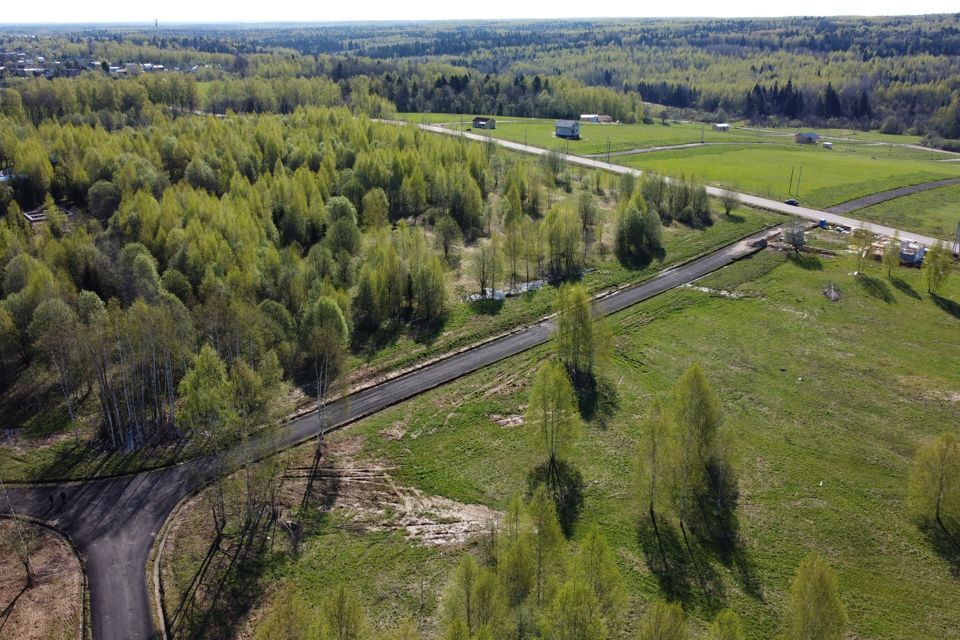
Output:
795 132 821 144
472 117 496 130
555 119 581 139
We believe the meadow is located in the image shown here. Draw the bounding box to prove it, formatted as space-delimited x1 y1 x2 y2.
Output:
852 183 960 241
616 144 960 210
167 241 960 639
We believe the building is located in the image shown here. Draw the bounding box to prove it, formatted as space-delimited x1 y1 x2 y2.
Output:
472 117 496 130
795 132 821 144
714 123 731 132
598 115 614 123
822 141 834 149
580 114 600 123
555 120 581 139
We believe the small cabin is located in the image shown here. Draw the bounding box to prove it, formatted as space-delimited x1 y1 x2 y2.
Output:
823 141 833 150
580 114 600 123
472 117 496 130
795 132 821 144
713 123 731 132
555 120 581 140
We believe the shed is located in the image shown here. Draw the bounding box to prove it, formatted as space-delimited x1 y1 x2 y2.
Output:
472 117 496 130
795 132 820 144
713 123 731 131
822 141 833 149
580 114 600 123
555 120 581 139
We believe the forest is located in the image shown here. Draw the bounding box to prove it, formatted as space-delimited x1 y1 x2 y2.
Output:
4 15 960 141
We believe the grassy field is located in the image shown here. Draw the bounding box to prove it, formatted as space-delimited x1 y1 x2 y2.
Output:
852 182 960 241
616 144 960 210
398 113 936 156
216 241 960 639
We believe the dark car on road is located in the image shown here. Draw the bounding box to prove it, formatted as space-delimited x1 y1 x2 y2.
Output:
784 198 799 206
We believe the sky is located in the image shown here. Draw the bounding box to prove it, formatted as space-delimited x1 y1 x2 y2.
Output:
0 0 957 25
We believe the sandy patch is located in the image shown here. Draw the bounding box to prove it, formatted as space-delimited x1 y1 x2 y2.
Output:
489 414 524 428
0 519 83 640
380 421 408 441
309 441 500 547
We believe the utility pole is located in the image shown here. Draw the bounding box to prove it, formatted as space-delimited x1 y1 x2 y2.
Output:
1 478 34 587
796 165 804 199
700 122 704 143
606 138 611 164
788 166 795 196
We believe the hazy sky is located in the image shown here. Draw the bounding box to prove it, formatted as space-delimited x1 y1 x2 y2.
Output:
1 0 957 25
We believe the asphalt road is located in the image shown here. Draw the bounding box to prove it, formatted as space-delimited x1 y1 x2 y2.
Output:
823 177 960 215
416 123 947 247
0 226 775 640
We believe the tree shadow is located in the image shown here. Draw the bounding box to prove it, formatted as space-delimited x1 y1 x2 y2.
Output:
916 518 960 577
932 294 960 321
857 274 895 303
567 368 619 426
469 298 504 316
724 212 746 223
787 253 822 270
889 275 921 300
410 315 446 346
691 459 764 601
616 246 666 270
636 514 726 609
527 459 584 538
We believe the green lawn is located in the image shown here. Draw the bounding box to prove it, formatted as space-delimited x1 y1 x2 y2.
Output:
852 182 960 241
280 245 960 639
615 144 960 210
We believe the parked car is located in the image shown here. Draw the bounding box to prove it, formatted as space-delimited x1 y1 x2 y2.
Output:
784 198 799 206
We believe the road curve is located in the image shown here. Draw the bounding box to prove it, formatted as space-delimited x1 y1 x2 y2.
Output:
414 123 946 247
1 227 775 640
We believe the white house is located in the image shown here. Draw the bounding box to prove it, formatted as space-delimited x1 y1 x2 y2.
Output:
580 114 600 123
714 123 731 132
555 120 581 139
472 116 496 130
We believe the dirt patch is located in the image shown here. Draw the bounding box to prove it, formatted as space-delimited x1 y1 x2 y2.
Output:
489 414 524 428
313 439 500 547
0 519 83 640
380 421 408 441
683 284 744 299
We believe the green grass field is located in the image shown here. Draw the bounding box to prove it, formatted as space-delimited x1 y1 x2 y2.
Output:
257 244 960 639
616 144 960 210
399 113 936 157
852 183 960 241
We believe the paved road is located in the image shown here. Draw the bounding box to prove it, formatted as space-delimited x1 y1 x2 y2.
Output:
582 141 768 159
0 226 776 640
416 123 947 247
823 177 960 215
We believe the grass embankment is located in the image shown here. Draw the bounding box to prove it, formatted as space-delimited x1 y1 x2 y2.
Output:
0 519 84 639
203 241 960 639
